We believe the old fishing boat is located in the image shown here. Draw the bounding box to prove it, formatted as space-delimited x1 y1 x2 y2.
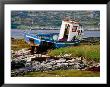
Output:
24 19 84 53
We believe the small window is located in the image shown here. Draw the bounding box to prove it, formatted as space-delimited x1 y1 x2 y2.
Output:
65 24 70 29
77 30 81 35
72 26 77 32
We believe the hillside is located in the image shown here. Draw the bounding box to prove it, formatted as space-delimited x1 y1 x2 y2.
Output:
11 11 100 30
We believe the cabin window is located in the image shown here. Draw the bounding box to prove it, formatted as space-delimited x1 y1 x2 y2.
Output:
77 30 81 35
72 26 78 32
63 24 70 39
65 24 70 29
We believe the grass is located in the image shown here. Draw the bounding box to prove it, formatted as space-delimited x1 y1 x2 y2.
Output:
11 39 30 51
22 70 100 77
11 39 100 62
48 45 100 62
11 39 100 77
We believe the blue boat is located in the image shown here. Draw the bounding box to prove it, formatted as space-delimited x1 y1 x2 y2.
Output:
24 19 84 53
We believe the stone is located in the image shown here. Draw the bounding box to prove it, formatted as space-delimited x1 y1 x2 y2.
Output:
63 54 71 57
11 49 100 76
55 58 66 63
74 63 81 69
68 62 75 66
67 59 75 63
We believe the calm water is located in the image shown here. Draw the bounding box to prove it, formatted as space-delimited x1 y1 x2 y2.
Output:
11 29 100 39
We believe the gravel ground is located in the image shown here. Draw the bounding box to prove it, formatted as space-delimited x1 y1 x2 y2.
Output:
11 48 100 77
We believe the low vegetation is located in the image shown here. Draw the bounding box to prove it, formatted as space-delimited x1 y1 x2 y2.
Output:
48 45 100 62
11 39 100 62
11 39 100 77
23 70 100 77
11 39 30 51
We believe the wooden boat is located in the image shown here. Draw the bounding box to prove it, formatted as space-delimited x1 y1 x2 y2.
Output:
24 19 84 53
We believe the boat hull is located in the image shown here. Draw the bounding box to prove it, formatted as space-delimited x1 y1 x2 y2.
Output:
54 40 80 48
24 33 80 53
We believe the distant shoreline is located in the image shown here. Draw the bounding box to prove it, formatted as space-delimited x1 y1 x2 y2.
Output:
11 28 100 31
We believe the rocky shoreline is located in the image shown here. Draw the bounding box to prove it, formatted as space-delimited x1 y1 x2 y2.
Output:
11 48 100 77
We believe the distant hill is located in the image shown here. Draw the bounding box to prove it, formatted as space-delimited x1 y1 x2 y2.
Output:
11 11 100 30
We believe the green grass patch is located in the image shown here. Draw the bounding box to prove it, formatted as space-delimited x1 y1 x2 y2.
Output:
11 39 100 62
11 39 30 51
22 70 100 77
48 45 100 62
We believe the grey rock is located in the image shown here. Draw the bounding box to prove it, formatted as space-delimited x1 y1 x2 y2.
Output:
11 49 100 76
74 64 81 69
